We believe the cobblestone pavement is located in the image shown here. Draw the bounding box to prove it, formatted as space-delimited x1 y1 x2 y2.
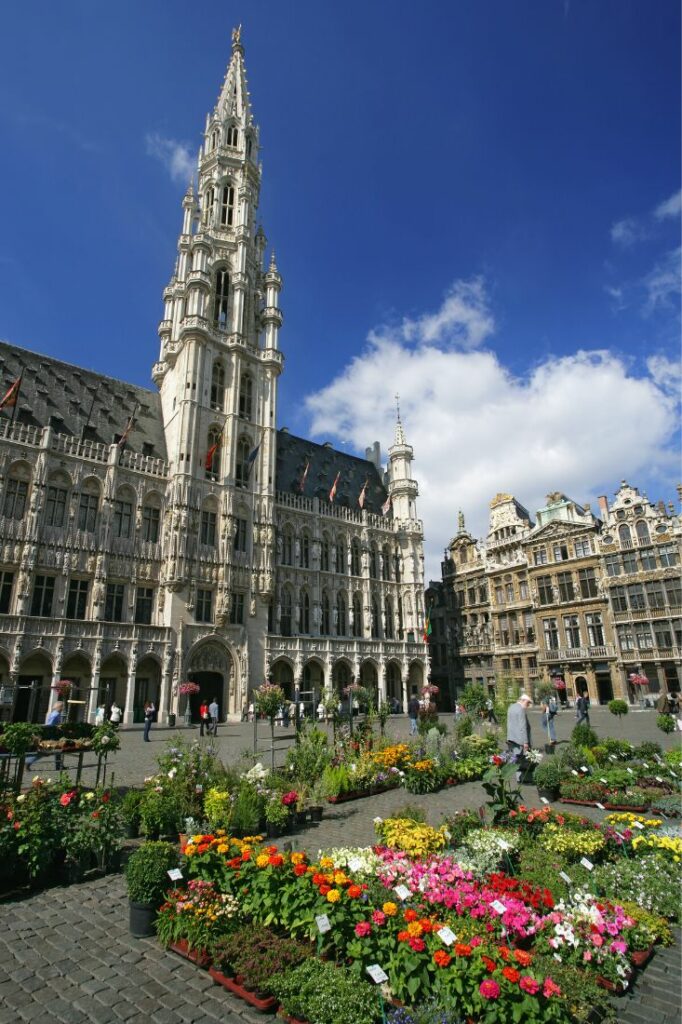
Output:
26 705 681 791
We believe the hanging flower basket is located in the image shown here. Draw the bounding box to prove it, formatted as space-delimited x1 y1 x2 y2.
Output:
52 680 73 699
629 674 649 687
178 682 201 696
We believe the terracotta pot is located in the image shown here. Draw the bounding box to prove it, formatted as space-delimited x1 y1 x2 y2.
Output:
208 965 235 988
217 975 278 1012
603 804 648 813
168 939 211 969
631 945 654 968
595 972 631 994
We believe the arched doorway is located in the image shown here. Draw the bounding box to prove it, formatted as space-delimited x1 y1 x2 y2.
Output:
386 661 402 712
16 651 53 723
187 642 233 722
408 661 424 696
61 652 93 723
98 655 128 713
134 656 161 724
302 659 324 713
271 659 294 700
359 660 379 705
332 659 352 694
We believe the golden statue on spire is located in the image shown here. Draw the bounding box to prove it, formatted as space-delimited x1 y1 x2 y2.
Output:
232 24 242 48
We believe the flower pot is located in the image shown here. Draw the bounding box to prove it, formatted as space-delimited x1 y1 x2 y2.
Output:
129 900 157 938
295 810 308 825
596 973 630 994
209 966 236 989
59 856 88 886
603 804 648 813
169 938 211 969
544 743 556 755
631 945 654 968
125 822 140 839
178 833 188 852
309 806 323 822
266 822 282 838
217 974 278 1012
537 786 560 802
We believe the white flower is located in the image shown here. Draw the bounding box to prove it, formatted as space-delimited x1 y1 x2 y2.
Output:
16 794 25 803
373 816 383 825
83 792 95 801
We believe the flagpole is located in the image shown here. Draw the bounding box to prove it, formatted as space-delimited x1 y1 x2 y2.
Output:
8 374 22 429
81 391 97 440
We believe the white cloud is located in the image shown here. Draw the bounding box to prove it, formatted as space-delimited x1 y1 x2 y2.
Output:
654 190 682 221
646 354 682 393
304 280 679 579
610 217 645 247
400 277 495 348
643 246 682 313
145 132 195 184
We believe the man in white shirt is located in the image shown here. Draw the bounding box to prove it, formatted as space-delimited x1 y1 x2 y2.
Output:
208 698 219 736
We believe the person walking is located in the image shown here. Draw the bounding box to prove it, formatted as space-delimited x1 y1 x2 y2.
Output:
485 697 498 725
407 693 420 736
541 698 557 744
507 694 532 779
94 703 106 727
143 701 154 742
109 701 122 728
47 701 64 770
199 699 210 737
208 697 219 737
575 691 590 726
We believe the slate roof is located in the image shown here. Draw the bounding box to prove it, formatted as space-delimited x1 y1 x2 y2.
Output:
275 429 388 514
0 341 167 459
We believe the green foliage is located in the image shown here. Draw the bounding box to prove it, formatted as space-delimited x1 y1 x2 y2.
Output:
391 802 427 823
284 725 331 782
458 732 498 758
90 722 121 755
530 955 616 1024
571 723 599 748
140 787 183 838
481 758 522 823
633 741 663 760
650 793 682 817
230 781 262 834
460 682 488 717
125 841 178 904
270 959 382 1024
533 757 564 790
591 853 681 920
211 925 312 993
608 699 629 718
657 714 676 734
601 738 634 759
264 795 289 827
120 789 143 829
253 682 286 721
441 808 482 847
321 763 352 798
2 722 37 757
453 714 473 741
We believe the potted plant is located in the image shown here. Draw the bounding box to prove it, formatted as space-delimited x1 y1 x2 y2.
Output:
125 840 179 937
230 781 262 837
294 786 309 825
534 757 564 802
121 789 143 839
264 795 289 837
308 781 325 822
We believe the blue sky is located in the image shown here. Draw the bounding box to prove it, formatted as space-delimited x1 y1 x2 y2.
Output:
0 1 679 575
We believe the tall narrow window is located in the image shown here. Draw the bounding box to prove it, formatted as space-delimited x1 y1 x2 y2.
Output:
281 528 293 565
618 523 632 548
78 487 99 532
350 539 361 576
384 597 394 639
543 617 559 650
352 593 363 637
226 124 239 147
45 485 68 527
205 427 221 481
336 593 347 636
210 362 225 410
233 517 247 553
230 592 244 625
586 612 605 646
300 531 310 568
382 544 391 581
134 587 154 625
196 589 213 624
371 598 380 638
142 504 160 543
220 184 235 226
3 478 28 520
281 589 292 636
213 269 230 329
31 575 55 617
321 592 330 634
239 373 253 419
235 437 250 488
113 498 133 539
635 520 650 544
66 579 89 620
335 540 345 575
299 591 310 633
369 545 377 579
200 509 217 546
104 583 124 622
0 570 13 614
202 186 215 226
320 535 330 572
563 615 581 647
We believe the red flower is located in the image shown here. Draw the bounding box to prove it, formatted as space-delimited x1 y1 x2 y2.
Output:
433 951 451 968
293 864 307 876
229 857 242 870
454 943 472 957
397 930 410 942
482 956 497 973
519 976 540 994
241 850 251 861
513 949 533 967
502 966 520 983
404 908 418 922
498 946 510 961
268 854 284 867
408 937 426 952
347 884 362 899
319 885 331 896
312 873 325 885
101 792 110 803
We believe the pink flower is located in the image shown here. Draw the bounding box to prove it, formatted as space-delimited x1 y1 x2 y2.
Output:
543 978 561 998
591 934 604 947
611 940 627 954
470 936 483 947
583 951 592 962
519 976 540 994
354 922 371 938
372 910 386 926
479 979 501 1000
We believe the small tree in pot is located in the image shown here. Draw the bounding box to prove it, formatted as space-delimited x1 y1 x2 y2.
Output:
125 840 179 937
534 758 564 802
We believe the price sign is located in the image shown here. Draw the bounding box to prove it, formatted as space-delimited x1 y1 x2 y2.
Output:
559 871 572 884
670 770 678 778
615 831 626 841
366 965 388 985
497 839 511 851
626 768 634 775
167 868 183 881
348 858 362 873
315 914 331 934
609 755 617 761
595 803 605 810
600 778 608 784
632 821 644 830
490 900 507 915
580 857 594 871
394 885 411 901
437 926 456 946
571 769 579 776
540 797 550 805
580 766 589 773
642 762 650 768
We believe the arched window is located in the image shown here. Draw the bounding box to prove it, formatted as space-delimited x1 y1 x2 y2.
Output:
281 588 292 636
300 531 310 568
205 427 222 481
246 136 252 159
335 539 345 575
320 534 330 572
281 527 293 565
336 592 347 636
397 597 404 639
202 186 215 226
213 268 230 330
210 130 218 151
226 124 239 147
210 362 225 411
371 598 380 638
393 549 401 582
321 592 331 635
350 538 361 576
635 520 650 544
618 523 632 548
239 373 253 420
235 436 250 488
220 184 235 227
299 590 310 633
382 544 391 581
384 597 394 639
352 593 363 637
369 544 378 580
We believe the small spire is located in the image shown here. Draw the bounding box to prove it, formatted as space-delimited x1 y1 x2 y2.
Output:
458 510 465 532
394 393 405 444
269 249 278 271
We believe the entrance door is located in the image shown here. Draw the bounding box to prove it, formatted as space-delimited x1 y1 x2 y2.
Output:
14 677 45 723
188 671 224 722
595 672 613 704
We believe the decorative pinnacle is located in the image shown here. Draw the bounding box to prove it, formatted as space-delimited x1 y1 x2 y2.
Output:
458 510 465 532
394 393 405 445
269 250 277 271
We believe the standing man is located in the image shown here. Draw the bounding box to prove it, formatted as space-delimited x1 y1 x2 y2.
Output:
208 696 219 737
575 691 590 726
47 701 64 770
407 692 420 736
506 693 532 771
143 701 154 742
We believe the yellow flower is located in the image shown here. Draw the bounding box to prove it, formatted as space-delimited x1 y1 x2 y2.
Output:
319 857 334 870
334 871 348 885
216 843 228 854
407 921 423 937
326 889 341 903
291 852 305 865
383 901 398 917
184 844 196 856
256 854 270 868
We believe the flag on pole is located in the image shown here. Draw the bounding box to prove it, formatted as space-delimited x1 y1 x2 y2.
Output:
205 436 222 471
358 478 368 509
246 432 263 475
329 471 340 503
298 459 310 493
0 376 21 411
381 495 392 516
423 607 433 644
117 403 139 449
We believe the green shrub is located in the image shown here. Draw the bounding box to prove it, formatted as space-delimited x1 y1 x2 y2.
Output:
284 725 331 782
657 714 676 734
572 723 599 748
601 738 634 759
2 722 37 757
608 699 629 718
230 781 262 834
125 841 178 904
442 809 482 847
270 959 382 1024
459 733 498 758
453 715 473 741
140 788 182 838
391 802 427 823
121 790 143 830
533 758 564 790
633 741 663 760
211 925 312 993
460 682 488 718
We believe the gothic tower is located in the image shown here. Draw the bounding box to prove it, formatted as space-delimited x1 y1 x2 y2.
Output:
387 410 425 637
152 27 283 712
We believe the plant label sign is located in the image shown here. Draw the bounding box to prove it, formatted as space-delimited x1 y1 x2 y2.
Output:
595 803 605 810
600 778 608 784
642 762 650 768
580 857 594 871
632 821 644 830
497 839 511 851
490 900 507 915
553 953 562 962
437 926 456 945
580 766 589 773
571 769 579 776
609 755 617 761
559 871 572 884
315 914 331 934
540 797 550 805
655 776 664 783
167 868 183 881
195 784 204 793
626 768 634 775
394 885 411 901
366 965 388 985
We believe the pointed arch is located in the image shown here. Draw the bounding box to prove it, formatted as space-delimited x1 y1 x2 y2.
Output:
206 425 222 481
352 591 363 637
280 585 293 636
219 182 235 226
635 520 650 544
384 595 394 639
299 588 310 634
235 436 250 488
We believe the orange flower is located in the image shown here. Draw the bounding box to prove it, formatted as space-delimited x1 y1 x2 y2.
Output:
383 902 398 917
347 885 362 899
293 864 307 876
397 930 410 942
513 949 533 967
503 966 520 984
319 884 331 896
267 845 278 855
498 946 510 961
419 919 433 933
454 943 472 957
312 873 325 885
291 852 306 865
433 950 451 968
269 853 284 867
407 921 423 938
404 909 418 923
482 956 497 973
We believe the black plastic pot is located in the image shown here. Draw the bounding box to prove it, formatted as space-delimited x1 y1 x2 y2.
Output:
266 822 282 838
537 786 560 802
168 713 176 728
129 900 157 937
309 806 323 822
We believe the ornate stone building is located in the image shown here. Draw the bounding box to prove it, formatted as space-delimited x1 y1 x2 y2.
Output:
0 31 428 724
438 484 680 705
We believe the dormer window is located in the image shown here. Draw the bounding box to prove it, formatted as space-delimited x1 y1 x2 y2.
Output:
213 269 230 330
226 125 238 147
220 185 235 226
211 130 218 150
246 137 252 159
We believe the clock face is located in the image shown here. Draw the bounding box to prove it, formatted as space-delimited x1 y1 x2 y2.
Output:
602 535 613 544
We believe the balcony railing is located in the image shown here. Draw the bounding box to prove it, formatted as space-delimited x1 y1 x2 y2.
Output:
540 644 616 662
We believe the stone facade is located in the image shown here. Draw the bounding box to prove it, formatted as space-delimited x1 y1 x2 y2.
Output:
0 32 427 724
438 484 681 705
